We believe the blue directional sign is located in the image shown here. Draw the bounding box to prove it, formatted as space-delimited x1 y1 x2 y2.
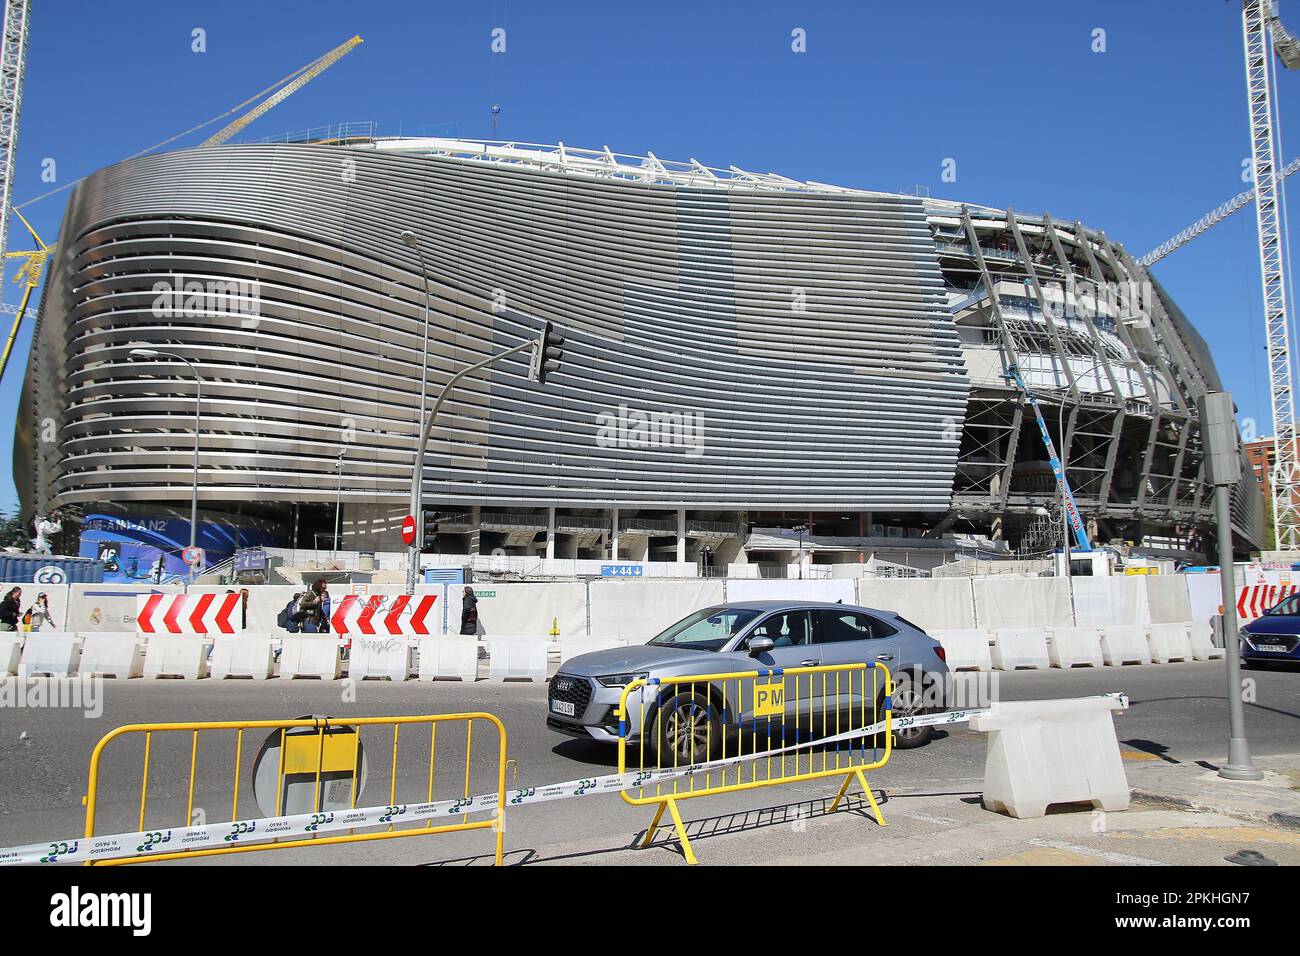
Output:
601 564 644 577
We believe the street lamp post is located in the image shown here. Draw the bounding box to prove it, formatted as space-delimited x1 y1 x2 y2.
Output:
404 337 545 594
792 523 808 580
399 230 434 594
129 348 202 589
333 449 346 560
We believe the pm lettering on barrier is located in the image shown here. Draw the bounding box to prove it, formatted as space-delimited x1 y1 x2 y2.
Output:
752 681 785 718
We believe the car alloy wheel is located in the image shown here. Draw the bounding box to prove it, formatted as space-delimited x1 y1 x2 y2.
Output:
892 682 926 743
665 700 710 761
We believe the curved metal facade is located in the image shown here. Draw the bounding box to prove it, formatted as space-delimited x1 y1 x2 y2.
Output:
14 137 1263 553
18 142 966 513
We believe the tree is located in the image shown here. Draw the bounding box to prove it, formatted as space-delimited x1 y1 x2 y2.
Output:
0 506 29 550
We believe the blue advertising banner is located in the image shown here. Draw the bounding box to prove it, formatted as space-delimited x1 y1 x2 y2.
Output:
78 514 278 584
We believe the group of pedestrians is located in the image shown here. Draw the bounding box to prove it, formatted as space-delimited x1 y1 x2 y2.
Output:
273 582 482 634
0 588 54 632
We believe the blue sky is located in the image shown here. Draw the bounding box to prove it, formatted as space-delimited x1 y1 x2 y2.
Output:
0 0 1289 509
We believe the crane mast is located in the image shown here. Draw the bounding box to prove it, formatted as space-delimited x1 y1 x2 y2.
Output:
0 0 30 278
1244 0 1300 551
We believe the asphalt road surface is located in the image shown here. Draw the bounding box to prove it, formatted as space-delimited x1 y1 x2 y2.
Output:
1 661 1296 866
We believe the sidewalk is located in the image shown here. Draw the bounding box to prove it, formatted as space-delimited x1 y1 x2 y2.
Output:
1126 751 1300 831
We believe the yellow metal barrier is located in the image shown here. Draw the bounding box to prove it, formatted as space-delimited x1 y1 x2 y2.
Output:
81 713 508 865
616 662 892 864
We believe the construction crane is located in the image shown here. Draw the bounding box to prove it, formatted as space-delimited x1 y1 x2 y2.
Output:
0 206 50 383
1240 0 1300 552
1138 155 1300 266
200 34 363 146
0 0 30 288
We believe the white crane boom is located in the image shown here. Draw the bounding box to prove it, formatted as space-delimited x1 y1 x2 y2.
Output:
1138 155 1300 266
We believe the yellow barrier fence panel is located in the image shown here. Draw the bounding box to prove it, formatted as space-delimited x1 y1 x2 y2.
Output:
615 662 893 865
80 713 508 866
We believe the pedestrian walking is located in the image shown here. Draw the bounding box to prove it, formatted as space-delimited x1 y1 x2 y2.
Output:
0 587 21 632
299 579 330 634
24 592 53 632
460 585 479 635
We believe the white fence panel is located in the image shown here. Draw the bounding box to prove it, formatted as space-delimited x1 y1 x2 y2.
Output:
856 578 976 631
973 578 1073 629
588 580 724 642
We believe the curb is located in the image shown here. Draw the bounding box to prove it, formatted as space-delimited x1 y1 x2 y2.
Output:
1130 788 1300 832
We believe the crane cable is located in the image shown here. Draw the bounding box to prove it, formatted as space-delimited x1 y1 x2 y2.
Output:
11 47 333 212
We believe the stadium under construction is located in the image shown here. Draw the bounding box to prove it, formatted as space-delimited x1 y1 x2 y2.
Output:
13 132 1265 574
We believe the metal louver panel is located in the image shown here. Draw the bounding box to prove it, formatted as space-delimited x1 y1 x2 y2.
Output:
23 143 969 512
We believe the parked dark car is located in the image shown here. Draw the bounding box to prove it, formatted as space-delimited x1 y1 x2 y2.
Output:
1239 593 1300 668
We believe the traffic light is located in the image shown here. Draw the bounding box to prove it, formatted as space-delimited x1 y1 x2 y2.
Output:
529 321 565 384
422 510 439 551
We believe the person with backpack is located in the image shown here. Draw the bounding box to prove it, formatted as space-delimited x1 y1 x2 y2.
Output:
299 579 330 634
23 592 53 632
277 592 304 633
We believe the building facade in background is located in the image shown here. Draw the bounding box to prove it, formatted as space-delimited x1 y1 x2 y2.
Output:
13 135 1266 569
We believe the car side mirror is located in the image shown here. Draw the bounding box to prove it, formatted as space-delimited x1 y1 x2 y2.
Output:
748 636 775 656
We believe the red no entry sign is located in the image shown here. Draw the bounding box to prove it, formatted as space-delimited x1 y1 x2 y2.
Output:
401 514 416 545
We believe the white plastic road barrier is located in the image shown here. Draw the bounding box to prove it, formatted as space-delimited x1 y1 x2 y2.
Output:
1047 627 1105 669
557 636 629 663
347 635 412 681
1187 622 1223 661
488 636 548 681
929 629 993 671
209 636 275 680
990 629 1050 670
279 637 342 680
78 633 145 678
143 636 209 679
0 634 21 676
1147 623 1193 664
417 636 478 681
969 695 1130 819
18 633 81 678
1100 624 1154 666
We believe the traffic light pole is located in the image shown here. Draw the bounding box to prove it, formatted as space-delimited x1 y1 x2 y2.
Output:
1198 391 1263 781
404 338 540 594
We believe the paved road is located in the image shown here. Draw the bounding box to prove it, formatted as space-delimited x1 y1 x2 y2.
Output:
0 661 1296 865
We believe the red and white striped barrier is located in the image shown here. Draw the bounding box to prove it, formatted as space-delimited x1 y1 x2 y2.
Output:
1235 584 1298 623
136 593 241 635
330 594 439 635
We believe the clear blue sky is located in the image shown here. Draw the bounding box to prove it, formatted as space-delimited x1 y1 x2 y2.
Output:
0 0 1289 510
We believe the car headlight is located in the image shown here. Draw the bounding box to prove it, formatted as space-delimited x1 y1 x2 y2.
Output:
596 671 649 688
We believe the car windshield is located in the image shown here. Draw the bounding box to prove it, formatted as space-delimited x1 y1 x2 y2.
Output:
1265 594 1300 616
647 606 761 652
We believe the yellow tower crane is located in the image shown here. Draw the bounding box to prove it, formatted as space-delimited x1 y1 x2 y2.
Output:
0 206 52 384
200 34 363 146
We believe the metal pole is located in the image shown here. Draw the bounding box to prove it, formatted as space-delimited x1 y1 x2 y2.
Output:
333 450 345 560
1059 399 1070 582
1213 482 1264 780
189 365 200 590
405 338 538 594
400 232 434 593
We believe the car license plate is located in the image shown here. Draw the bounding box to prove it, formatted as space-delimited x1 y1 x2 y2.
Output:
550 700 575 716
1257 644 1287 653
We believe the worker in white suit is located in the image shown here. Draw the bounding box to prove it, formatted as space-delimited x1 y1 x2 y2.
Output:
32 513 62 555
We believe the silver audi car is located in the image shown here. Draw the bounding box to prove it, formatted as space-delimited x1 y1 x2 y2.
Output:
547 600 951 760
